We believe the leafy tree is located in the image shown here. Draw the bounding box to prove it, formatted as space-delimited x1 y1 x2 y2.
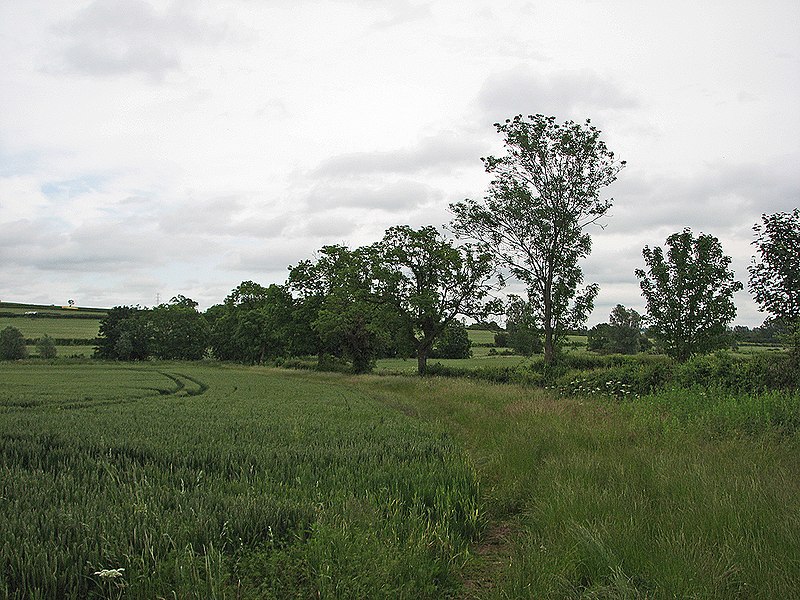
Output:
149 296 209 360
289 245 390 373
635 229 742 361
375 225 496 375
748 209 800 353
450 114 625 364
431 321 472 359
587 304 647 354
95 306 151 360
36 334 57 359
210 283 297 364
0 326 27 360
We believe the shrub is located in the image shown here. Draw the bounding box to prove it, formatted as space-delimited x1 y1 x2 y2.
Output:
0 326 27 360
36 335 57 359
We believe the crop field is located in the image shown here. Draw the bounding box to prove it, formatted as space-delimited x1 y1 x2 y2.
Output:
2 361 799 598
0 363 480 599
0 317 101 341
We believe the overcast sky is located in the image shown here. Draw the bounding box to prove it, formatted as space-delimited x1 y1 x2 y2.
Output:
1 0 798 326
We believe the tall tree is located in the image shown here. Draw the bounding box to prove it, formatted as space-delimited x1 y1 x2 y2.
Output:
375 225 496 375
635 229 742 361
450 114 625 364
748 209 800 354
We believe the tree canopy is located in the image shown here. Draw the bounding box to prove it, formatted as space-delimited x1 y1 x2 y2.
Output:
748 209 800 351
375 225 496 374
450 114 625 364
636 229 742 361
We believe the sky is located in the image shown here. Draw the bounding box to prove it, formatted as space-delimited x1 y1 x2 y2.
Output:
1 0 798 326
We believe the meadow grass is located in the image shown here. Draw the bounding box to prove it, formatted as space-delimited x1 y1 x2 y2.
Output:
345 375 800 598
0 363 480 599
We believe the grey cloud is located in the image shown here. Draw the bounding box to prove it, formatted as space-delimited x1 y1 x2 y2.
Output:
305 179 441 213
312 132 485 179
52 0 226 80
478 66 639 122
609 161 800 235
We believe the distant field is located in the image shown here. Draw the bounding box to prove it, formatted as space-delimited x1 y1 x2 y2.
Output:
467 329 497 345
0 301 106 317
0 301 104 342
0 316 101 340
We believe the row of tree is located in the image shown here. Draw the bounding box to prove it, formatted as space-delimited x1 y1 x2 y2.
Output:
89 114 797 372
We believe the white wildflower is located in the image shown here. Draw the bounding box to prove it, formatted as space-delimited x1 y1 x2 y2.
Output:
94 568 125 579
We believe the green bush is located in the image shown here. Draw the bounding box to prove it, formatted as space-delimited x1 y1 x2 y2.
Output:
0 326 27 360
36 335 57 359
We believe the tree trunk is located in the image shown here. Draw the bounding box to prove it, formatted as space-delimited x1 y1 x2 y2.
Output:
417 351 428 376
543 328 555 365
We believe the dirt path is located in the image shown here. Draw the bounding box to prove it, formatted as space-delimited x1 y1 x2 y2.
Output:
459 521 518 598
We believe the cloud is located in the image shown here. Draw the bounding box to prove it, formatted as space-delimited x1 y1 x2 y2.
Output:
372 0 432 28
478 66 639 122
609 160 800 235
304 179 440 213
51 0 226 80
311 132 485 178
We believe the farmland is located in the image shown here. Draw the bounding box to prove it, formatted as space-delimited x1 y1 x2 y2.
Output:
2 361 799 598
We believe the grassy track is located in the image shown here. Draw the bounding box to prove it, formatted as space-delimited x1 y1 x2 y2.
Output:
346 375 800 598
0 363 480 599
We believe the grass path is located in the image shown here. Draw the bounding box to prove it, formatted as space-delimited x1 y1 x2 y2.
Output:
343 373 800 599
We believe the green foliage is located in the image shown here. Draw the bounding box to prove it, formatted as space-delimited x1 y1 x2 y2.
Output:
636 228 743 361
290 245 392 373
431 321 472 359
749 209 800 355
0 326 27 360
35 334 57 359
95 306 150 360
450 114 625 364
149 297 209 360
493 331 509 347
375 225 496 375
209 283 297 364
587 304 648 354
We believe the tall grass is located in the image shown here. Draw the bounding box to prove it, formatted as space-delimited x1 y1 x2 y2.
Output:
348 375 800 598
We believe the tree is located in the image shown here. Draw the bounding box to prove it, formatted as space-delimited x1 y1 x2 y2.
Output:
149 296 209 360
635 229 742 361
431 321 472 359
375 225 496 375
748 209 800 353
0 326 27 360
36 334 57 359
450 114 625 364
95 306 151 360
289 245 391 373
587 304 647 354
209 282 297 364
